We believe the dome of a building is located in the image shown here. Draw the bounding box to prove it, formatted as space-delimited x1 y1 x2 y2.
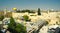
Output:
13 8 17 11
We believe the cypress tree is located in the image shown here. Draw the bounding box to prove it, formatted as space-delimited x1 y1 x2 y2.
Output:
38 8 41 15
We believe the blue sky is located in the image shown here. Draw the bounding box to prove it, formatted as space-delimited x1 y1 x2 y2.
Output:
0 0 60 10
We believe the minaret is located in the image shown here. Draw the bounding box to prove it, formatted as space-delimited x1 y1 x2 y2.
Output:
48 10 49 14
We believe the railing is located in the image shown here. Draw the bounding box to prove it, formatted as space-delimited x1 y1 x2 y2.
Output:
27 28 36 33
27 20 48 33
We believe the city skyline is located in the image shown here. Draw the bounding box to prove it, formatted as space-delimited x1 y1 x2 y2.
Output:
0 0 60 11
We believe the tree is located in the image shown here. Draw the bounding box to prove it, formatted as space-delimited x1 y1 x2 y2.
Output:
15 24 27 33
23 15 31 21
38 8 41 15
20 9 35 13
8 17 27 33
16 10 20 13
0 16 4 21
8 17 16 33
8 17 16 28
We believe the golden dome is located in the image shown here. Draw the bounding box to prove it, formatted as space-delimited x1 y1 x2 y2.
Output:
13 8 17 11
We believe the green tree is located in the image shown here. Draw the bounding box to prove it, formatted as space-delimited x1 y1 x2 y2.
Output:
16 10 21 13
38 8 41 15
15 24 27 33
8 17 27 33
23 15 30 21
8 17 16 32
0 16 4 21
20 9 35 13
